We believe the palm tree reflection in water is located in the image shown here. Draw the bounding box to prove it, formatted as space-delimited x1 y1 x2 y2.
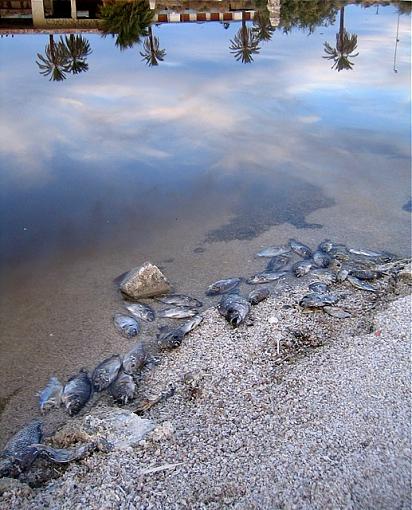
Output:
140 26 166 66
36 34 92 81
323 6 359 71
230 15 261 64
36 35 71 81
99 0 154 49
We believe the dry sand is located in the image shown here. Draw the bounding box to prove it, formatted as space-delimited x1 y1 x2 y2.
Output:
0 268 411 509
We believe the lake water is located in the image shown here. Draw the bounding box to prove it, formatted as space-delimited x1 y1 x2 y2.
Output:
0 1 411 444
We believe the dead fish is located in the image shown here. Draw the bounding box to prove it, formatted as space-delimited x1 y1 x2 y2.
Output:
122 342 147 374
329 244 350 261
349 247 386 258
38 376 63 413
218 294 250 327
289 239 312 258
0 420 43 477
310 268 337 284
113 313 139 338
247 271 289 284
206 278 241 296
318 239 334 253
157 315 203 349
337 268 350 282
299 292 339 309
248 287 270 305
349 269 382 281
157 307 198 319
292 260 312 278
62 369 92 416
323 306 351 319
308 282 329 294
156 294 202 308
256 245 290 258
125 303 155 322
33 443 97 464
347 276 379 292
266 254 290 272
313 250 331 268
109 371 136 404
92 355 122 392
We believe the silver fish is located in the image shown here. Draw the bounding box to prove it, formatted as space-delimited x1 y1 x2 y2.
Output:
308 282 329 294
247 271 289 284
218 294 250 327
248 287 270 305
122 343 147 374
349 269 382 281
329 244 350 261
113 313 139 338
206 278 241 296
256 245 290 258
349 248 386 258
318 239 334 253
157 315 203 349
347 276 379 292
299 292 339 309
38 376 63 413
179 315 203 335
313 250 331 268
289 239 312 258
157 307 199 319
33 443 98 464
125 303 155 322
266 254 290 272
62 369 92 416
156 294 202 308
92 355 122 392
310 268 337 284
0 420 43 477
292 260 312 277
323 306 351 319
337 268 350 282
109 371 136 404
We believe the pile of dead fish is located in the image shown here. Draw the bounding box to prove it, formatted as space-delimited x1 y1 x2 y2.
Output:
0 237 407 480
209 238 402 327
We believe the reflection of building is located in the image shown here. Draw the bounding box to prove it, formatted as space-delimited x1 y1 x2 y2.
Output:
0 0 280 33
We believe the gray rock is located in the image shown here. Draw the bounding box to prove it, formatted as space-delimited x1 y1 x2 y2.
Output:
82 408 154 449
119 262 171 299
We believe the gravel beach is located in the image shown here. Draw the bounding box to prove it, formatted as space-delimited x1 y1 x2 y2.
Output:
1 270 411 509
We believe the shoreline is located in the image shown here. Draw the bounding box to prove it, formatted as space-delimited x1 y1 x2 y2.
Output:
1 264 411 508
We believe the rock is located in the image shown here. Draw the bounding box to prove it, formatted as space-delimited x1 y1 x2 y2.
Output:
51 407 154 451
0 477 33 497
119 262 171 299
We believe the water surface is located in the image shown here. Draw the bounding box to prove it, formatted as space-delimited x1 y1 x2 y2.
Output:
0 1 410 444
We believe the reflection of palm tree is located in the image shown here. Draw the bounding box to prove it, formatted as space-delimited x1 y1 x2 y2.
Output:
100 0 154 50
140 26 166 66
230 16 261 64
323 7 358 71
63 35 92 74
253 9 274 42
36 35 70 81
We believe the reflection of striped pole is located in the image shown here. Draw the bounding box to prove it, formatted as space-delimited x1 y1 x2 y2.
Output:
154 10 255 23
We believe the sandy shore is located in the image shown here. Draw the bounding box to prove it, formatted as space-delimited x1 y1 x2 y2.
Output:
0 267 411 509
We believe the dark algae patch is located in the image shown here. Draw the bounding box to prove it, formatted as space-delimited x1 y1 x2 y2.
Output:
206 172 334 242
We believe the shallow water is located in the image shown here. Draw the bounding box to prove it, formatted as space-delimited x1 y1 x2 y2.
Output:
0 1 411 444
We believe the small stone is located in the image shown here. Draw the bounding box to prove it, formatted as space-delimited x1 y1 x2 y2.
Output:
268 316 278 324
119 262 171 299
